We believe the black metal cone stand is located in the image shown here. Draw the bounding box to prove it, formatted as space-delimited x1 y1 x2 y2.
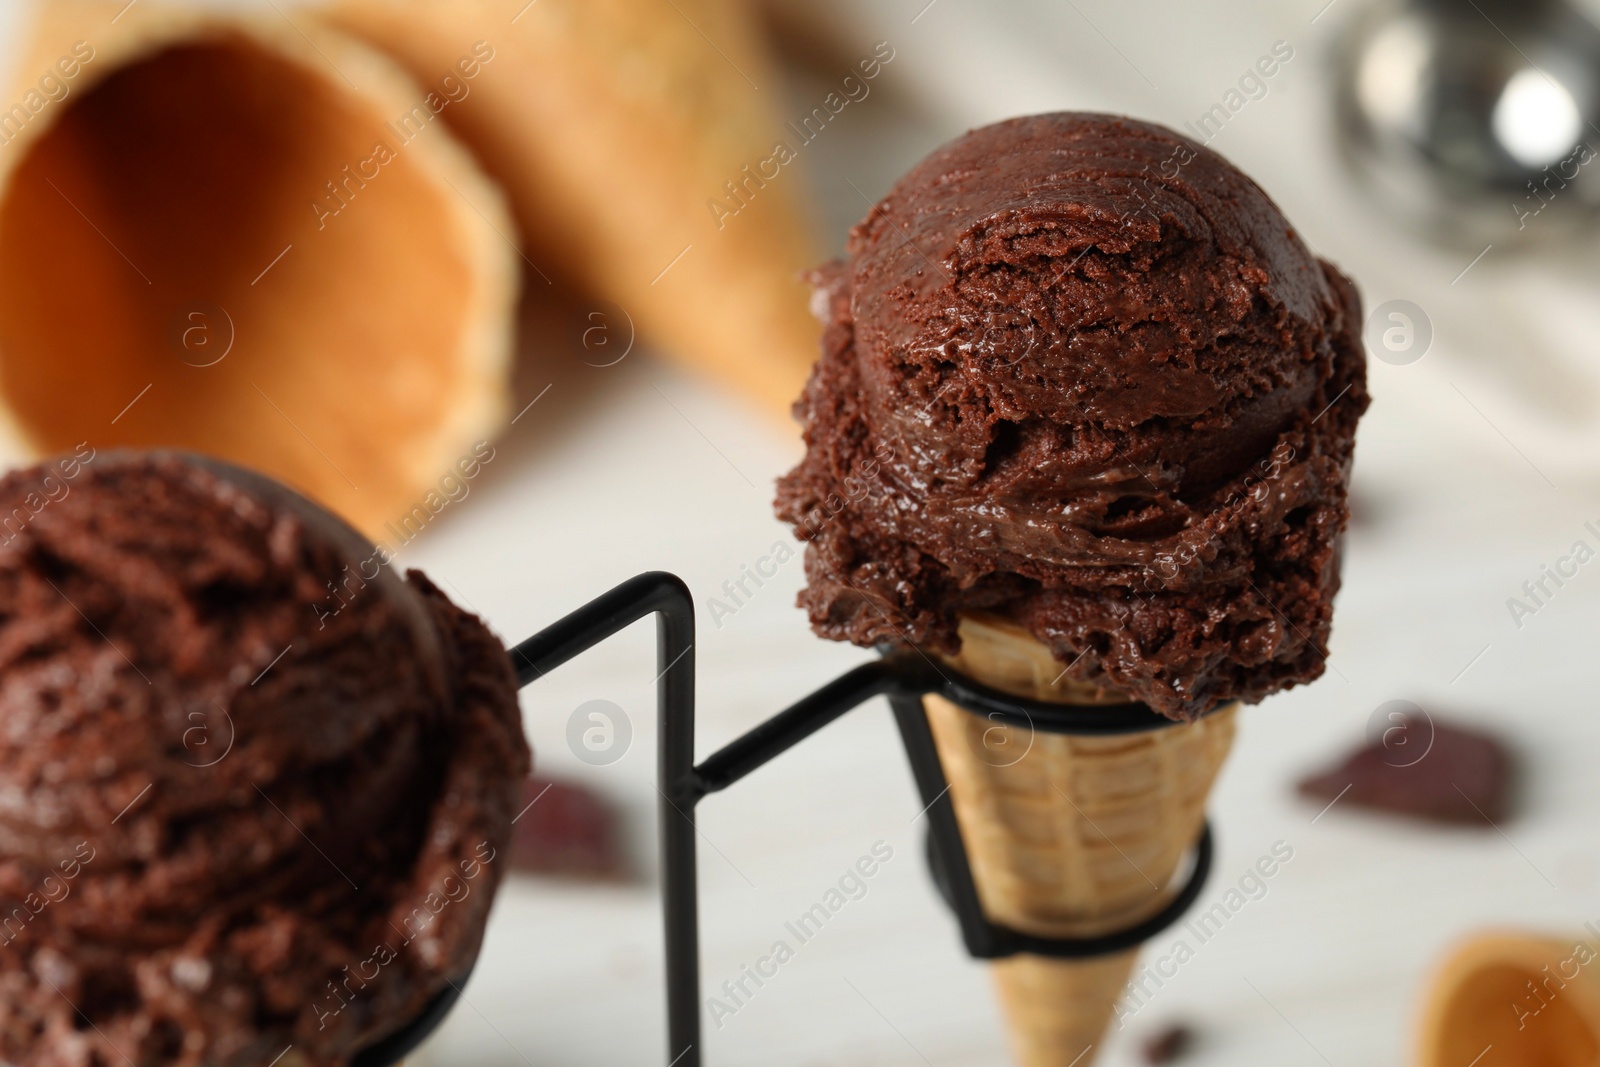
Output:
362 571 1215 1066
353 571 694 1067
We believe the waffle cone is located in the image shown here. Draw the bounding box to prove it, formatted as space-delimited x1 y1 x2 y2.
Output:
318 0 821 418
1417 931 1600 1067
926 615 1237 1066
0 1 517 536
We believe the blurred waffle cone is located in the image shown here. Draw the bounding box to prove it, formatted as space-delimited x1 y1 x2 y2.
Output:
925 615 1237 1066
1419 931 1600 1067
318 0 821 418
0 1 517 535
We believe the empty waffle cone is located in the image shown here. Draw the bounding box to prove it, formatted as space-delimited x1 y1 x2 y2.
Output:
1418 931 1600 1067
0 1 517 535
318 0 821 417
926 615 1237 1067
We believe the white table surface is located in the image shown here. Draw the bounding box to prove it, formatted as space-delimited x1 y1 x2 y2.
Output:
5 1 1600 1065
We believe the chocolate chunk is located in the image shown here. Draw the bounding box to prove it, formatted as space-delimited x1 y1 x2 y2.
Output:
1298 717 1513 824
1141 1023 1196 1064
510 776 629 881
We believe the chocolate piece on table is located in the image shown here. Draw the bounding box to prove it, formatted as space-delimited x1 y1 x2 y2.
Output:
1297 718 1513 824
509 777 628 882
1141 1023 1197 1065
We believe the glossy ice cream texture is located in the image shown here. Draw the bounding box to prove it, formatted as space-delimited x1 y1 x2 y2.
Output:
0 451 528 1066
777 113 1368 719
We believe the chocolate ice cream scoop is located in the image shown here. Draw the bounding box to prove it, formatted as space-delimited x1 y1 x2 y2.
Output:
777 113 1369 719
0 451 529 1066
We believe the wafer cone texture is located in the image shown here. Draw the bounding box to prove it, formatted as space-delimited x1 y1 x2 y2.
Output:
0 0 517 535
926 616 1237 1066
0 0 816 539
1418 931 1600 1067
320 0 823 417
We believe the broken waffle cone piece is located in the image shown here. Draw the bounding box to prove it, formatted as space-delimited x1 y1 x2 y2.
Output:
1418 931 1600 1067
925 615 1237 1067
0 1 517 535
317 0 821 418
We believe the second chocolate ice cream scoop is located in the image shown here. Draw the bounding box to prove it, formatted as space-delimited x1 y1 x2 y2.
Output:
0 450 529 1067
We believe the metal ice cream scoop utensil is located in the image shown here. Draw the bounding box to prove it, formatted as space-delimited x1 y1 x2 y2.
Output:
1331 0 1600 246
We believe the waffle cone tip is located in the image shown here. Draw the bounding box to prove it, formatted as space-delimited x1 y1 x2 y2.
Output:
926 616 1236 1066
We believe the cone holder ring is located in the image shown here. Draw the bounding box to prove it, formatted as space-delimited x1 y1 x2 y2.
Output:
359 571 1216 1067
900 677 1218 962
